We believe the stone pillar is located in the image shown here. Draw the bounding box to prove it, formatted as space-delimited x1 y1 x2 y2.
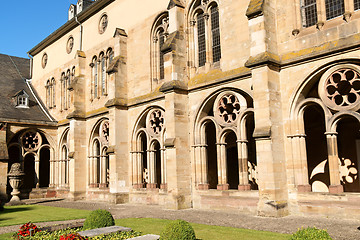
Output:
137 151 143 187
216 143 228 190
238 140 250 190
147 150 157 189
160 82 191 209
326 132 343 193
290 134 311 192
100 155 107 188
160 148 167 189
245 0 288 217
34 156 40 188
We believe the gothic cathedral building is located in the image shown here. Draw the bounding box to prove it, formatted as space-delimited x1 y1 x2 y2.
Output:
1 0 360 218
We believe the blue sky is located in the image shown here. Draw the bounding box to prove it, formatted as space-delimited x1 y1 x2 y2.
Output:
0 1 77 58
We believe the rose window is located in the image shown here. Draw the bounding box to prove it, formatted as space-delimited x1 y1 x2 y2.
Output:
101 121 109 144
22 131 41 151
148 110 164 135
321 68 360 111
217 94 241 124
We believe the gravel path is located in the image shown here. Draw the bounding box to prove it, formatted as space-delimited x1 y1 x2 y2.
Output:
1 199 360 239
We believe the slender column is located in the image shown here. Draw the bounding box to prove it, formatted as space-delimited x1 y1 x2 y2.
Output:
100 155 107 188
137 152 143 187
49 159 55 187
237 140 250 190
94 157 99 187
35 157 40 188
146 150 157 188
189 20 196 77
130 151 136 186
326 132 343 194
61 159 66 187
216 143 228 190
292 134 311 192
89 157 94 187
54 160 59 187
160 148 167 189
66 159 70 187
200 145 208 184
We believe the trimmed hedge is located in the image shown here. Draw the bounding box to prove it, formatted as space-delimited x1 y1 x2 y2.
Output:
83 209 115 230
290 227 332 240
161 219 196 240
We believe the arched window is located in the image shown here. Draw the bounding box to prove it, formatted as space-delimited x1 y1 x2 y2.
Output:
89 119 110 188
210 5 221 63
151 13 169 86
51 78 56 108
290 64 360 194
194 90 257 191
99 52 106 96
131 108 167 189
66 69 71 109
301 0 318 27
46 80 51 107
106 48 114 66
325 0 344 20
190 1 221 69
60 72 66 111
91 56 98 99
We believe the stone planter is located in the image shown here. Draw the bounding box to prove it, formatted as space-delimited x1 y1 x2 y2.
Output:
7 163 25 203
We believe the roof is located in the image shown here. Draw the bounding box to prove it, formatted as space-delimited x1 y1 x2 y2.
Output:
0 54 56 124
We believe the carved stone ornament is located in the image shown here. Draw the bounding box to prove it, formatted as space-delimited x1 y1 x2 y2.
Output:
21 131 42 152
214 92 247 126
66 36 74 54
41 53 48 69
7 163 25 203
100 121 109 144
319 65 360 111
146 109 165 136
99 13 108 34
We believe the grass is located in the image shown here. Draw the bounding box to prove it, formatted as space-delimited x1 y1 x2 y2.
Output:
0 205 89 227
115 218 291 240
0 206 291 240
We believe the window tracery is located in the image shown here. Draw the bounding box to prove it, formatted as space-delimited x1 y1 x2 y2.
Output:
21 131 42 152
151 13 169 86
189 0 221 69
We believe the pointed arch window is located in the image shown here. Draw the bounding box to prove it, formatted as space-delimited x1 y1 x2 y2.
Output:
51 78 56 108
90 56 98 99
99 52 107 96
151 13 169 86
46 80 51 107
210 5 221 63
106 47 114 65
190 1 222 69
60 72 65 111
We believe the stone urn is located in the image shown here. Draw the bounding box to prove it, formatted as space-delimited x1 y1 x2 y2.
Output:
7 163 25 202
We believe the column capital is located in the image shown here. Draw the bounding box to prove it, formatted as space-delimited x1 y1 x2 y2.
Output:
325 132 338 136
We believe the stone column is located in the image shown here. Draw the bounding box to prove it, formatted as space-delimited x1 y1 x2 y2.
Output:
290 134 311 192
216 143 228 190
160 148 167 189
326 132 343 193
147 150 157 189
35 156 40 188
238 140 251 190
137 151 143 187
100 155 107 188
204 13 211 68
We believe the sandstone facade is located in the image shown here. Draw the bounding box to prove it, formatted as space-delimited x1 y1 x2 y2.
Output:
2 0 360 219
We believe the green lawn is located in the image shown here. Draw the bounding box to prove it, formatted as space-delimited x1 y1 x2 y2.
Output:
116 218 290 240
0 205 89 227
0 206 290 240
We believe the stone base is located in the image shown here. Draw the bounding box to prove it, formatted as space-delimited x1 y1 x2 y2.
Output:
99 183 108 189
198 184 209 190
147 183 158 189
217 184 229 190
89 183 99 188
133 183 145 189
297 184 312 193
238 184 251 191
160 184 167 190
329 185 344 194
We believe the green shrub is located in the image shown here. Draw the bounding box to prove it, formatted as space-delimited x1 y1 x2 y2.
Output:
290 227 332 240
161 219 196 240
83 209 115 230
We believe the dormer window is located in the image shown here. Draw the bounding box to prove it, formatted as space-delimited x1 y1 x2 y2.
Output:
14 90 29 108
68 4 76 21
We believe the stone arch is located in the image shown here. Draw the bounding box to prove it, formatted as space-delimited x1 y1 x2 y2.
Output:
288 60 360 193
88 118 109 188
193 88 255 191
131 106 166 189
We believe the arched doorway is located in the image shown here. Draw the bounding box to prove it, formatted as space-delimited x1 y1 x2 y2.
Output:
39 147 50 188
23 154 36 192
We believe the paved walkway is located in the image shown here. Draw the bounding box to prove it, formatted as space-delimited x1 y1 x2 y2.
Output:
1 199 360 240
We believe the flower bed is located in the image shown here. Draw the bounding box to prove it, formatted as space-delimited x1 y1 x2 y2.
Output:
13 223 141 240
